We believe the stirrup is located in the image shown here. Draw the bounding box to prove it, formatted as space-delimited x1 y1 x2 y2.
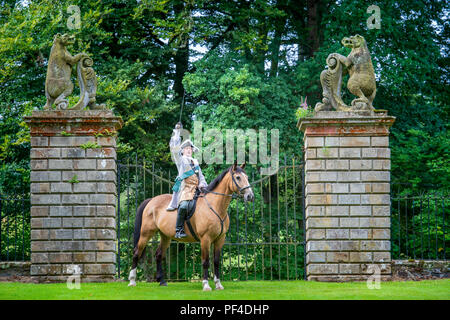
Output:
175 230 187 239
166 206 177 211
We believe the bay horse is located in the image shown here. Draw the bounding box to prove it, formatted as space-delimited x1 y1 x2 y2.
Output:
128 162 254 291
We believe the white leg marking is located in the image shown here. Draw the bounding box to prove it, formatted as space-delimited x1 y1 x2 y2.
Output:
214 275 224 290
128 268 137 287
202 280 212 291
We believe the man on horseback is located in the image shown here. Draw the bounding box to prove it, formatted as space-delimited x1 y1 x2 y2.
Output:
128 124 254 289
167 122 208 239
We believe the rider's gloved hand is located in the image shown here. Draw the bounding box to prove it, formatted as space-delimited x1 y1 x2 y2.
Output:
173 122 182 140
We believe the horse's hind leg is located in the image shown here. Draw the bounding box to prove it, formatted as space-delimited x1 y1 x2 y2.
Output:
155 233 171 286
128 229 156 287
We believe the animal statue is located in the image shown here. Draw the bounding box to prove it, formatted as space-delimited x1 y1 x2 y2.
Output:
315 35 376 112
72 56 105 110
128 162 254 291
43 33 88 110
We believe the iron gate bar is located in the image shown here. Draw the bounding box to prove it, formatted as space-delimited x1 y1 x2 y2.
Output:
277 165 280 280
0 199 2 260
236 195 240 280
405 197 408 258
21 198 25 260
14 199 17 261
143 158 146 205
135 155 138 264
7 199 9 261
260 173 264 280
443 197 446 260
285 156 289 280
420 197 424 260
244 191 248 280
428 194 431 260
168 169 171 279
412 199 415 260
127 158 131 262
269 171 272 280
252 171 256 280
435 197 438 259
398 195 401 258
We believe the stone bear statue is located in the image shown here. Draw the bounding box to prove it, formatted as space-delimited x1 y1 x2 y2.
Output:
43 33 88 110
315 35 376 112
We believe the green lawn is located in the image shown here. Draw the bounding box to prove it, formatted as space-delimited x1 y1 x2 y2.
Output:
0 279 449 300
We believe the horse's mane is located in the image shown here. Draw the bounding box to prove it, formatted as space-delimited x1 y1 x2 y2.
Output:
206 166 243 191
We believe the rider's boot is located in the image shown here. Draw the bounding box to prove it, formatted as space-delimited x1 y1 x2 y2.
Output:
175 202 187 239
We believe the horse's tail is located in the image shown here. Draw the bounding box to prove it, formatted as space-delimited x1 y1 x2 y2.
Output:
133 198 152 249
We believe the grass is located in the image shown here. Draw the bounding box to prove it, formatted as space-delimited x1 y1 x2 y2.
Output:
0 279 449 300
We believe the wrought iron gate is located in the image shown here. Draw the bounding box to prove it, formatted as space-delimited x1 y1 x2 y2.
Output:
116 155 306 281
0 194 31 262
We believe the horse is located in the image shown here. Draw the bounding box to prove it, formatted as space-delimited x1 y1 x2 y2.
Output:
128 162 254 291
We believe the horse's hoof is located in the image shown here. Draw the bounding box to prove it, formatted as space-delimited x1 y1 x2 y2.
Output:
128 281 136 287
215 285 224 290
160 281 168 287
202 280 212 291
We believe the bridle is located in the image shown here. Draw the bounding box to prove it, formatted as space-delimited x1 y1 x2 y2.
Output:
230 170 252 197
200 169 251 199
197 168 252 240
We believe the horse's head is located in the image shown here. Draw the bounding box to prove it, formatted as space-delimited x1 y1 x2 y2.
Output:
229 161 254 202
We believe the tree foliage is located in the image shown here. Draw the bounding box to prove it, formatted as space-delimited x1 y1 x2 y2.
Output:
0 0 448 195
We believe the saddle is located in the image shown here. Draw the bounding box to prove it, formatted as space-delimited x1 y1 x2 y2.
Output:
184 188 201 241
185 190 199 220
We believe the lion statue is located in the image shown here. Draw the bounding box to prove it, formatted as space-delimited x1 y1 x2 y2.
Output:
315 35 376 112
43 34 88 110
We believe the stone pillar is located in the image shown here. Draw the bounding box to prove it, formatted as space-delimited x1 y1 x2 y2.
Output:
25 110 123 282
298 111 395 281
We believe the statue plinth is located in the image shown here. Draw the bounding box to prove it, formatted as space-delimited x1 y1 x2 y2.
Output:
298 111 395 136
25 110 123 136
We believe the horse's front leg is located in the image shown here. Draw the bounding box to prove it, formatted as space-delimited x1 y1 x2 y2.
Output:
156 234 171 286
213 236 225 290
201 237 212 291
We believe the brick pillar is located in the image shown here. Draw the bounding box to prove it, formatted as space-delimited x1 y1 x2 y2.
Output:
298 111 395 281
25 110 123 282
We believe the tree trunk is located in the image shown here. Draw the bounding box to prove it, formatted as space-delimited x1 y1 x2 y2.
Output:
288 0 307 62
269 0 287 78
306 0 320 57
269 22 283 78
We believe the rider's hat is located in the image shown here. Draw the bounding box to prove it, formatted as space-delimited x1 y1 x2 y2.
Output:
180 139 200 153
